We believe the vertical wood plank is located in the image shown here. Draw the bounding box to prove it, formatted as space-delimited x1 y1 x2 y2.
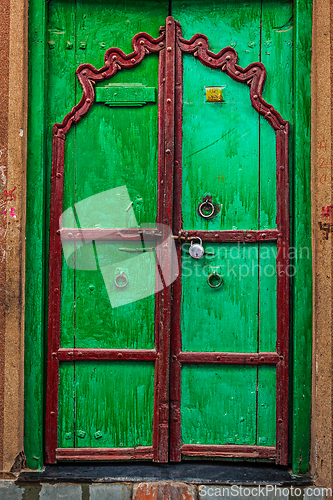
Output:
260 0 293 230
257 366 276 446
259 242 277 352
58 363 75 448
25 0 47 470
292 0 313 474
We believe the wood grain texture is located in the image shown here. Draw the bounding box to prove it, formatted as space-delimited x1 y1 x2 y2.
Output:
181 243 259 353
73 361 155 448
181 365 257 446
292 0 313 474
24 0 47 470
173 0 289 463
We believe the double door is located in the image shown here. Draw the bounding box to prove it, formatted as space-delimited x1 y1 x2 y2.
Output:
46 1 291 464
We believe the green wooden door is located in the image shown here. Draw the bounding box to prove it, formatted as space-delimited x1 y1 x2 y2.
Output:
45 0 292 465
169 1 291 464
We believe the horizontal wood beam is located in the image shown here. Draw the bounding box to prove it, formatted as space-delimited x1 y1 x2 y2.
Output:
181 444 276 459
60 228 162 241
59 228 279 243
179 230 279 243
177 352 280 365
56 447 153 461
57 349 157 361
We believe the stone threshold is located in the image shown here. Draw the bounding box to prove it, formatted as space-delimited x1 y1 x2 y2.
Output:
17 462 312 486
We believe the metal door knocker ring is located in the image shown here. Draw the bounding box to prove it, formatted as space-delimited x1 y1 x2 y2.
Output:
115 271 128 289
199 199 215 219
207 271 223 289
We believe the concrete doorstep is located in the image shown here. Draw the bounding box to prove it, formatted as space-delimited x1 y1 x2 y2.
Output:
0 482 329 500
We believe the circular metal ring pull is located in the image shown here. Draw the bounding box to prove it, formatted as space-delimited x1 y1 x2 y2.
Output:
207 271 223 289
115 271 128 289
198 200 215 219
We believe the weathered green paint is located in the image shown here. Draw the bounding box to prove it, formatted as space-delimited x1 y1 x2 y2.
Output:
259 243 277 352
181 365 276 446
95 83 156 107
58 363 75 449
47 0 167 449
69 242 156 349
257 366 276 446
25 0 47 470
26 0 312 469
73 362 154 448
58 361 155 448
175 0 262 233
260 0 293 230
181 365 257 445
181 243 260 353
291 0 313 474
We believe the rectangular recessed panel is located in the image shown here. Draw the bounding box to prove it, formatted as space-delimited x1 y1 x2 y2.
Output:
65 241 156 349
181 365 257 445
259 242 277 352
181 243 258 352
257 366 276 446
74 361 155 448
59 53 160 349
58 362 75 448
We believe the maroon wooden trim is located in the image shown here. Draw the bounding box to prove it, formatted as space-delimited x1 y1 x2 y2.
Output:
178 229 279 243
46 31 165 465
152 23 165 464
60 228 162 241
57 348 157 362
275 126 290 466
56 447 153 461
177 352 279 365
169 20 183 463
60 228 278 243
53 32 165 138
181 445 276 459
177 34 287 132
153 16 176 463
45 135 65 464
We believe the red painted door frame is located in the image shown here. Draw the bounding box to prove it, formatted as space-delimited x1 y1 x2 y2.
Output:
45 16 289 465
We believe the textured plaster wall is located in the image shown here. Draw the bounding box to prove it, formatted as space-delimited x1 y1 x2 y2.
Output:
310 0 333 489
0 0 27 475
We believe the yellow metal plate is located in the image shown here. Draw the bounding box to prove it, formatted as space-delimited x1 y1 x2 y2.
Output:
205 87 223 102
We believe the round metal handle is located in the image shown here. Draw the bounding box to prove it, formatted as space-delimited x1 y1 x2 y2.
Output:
207 272 223 289
198 200 215 218
115 272 128 289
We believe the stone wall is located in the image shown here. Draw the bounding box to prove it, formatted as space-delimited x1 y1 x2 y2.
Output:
0 482 329 500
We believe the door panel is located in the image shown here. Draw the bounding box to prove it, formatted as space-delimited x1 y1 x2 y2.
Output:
73 361 155 448
46 0 169 464
181 56 261 232
181 365 258 446
181 243 260 353
170 0 290 463
46 2 290 465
